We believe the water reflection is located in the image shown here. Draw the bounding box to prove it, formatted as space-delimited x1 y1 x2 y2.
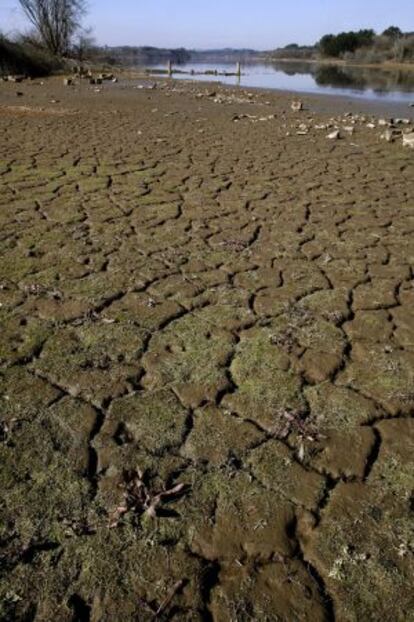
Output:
146 59 414 102
272 61 414 93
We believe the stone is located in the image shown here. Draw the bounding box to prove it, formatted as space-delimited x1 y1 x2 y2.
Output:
327 130 341 140
291 100 303 112
381 128 398 142
402 132 414 149
7 75 25 83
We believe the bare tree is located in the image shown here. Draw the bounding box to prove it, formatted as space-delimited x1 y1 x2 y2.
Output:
18 0 86 56
73 27 95 63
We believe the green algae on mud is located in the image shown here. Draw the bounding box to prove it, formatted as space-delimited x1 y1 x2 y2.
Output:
0 75 413 620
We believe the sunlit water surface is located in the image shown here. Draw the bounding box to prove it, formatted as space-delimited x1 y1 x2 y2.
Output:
146 61 414 103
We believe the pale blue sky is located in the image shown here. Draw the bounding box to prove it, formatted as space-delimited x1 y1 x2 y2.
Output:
1 0 413 50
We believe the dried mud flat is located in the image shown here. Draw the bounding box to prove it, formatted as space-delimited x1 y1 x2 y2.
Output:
0 76 413 621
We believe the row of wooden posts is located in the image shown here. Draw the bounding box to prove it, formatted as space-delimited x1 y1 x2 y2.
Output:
167 60 242 76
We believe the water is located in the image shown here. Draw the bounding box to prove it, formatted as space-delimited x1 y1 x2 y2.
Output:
147 61 414 103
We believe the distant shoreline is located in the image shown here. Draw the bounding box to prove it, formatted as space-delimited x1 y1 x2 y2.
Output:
261 57 414 72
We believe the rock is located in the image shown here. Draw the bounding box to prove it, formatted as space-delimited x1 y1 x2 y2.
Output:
381 129 397 143
343 126 354 135
327 130 341 140
98 73 112 81
395 118 410 125
63 78 73 86
366 123 376 129
402 132 414 148
378 118 390 126
291 101 303 112
8 75 25 83
16 91 24 97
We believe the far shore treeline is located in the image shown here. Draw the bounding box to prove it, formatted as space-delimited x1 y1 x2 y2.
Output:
270 26 414 63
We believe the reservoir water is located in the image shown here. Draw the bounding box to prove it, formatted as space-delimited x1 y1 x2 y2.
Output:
147 61 414 104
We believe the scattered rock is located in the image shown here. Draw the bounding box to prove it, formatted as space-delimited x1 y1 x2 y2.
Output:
63 78 73 86
402 132 414 149
291 101 304 112
7 75 25 83
381 129 398 143
327 130 341 140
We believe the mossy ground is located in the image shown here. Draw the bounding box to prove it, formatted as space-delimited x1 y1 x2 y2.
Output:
0 76 413 620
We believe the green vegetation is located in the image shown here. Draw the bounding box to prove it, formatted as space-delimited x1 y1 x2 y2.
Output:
319 29 376 57
0 34 62 76
269 26 414 64
0 0 88 78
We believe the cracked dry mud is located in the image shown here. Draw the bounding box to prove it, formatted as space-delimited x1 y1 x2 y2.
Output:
0 76 413 621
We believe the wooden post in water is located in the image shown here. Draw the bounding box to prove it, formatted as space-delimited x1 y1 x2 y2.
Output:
168 60 172 76
236 62 241 77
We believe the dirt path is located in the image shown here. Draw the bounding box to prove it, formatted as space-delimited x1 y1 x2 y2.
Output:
0 77 413 621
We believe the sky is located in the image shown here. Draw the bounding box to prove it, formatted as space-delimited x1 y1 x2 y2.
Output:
1 0 413 50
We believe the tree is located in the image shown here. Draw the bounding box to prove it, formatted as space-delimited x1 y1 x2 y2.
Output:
382 26 403 40
73 27 95 63
319 30 375 58
18 0 86 56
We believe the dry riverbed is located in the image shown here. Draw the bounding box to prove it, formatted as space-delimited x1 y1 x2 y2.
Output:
0 75 414 621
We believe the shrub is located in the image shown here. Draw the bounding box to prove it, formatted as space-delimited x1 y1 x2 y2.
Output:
0 36 62 77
